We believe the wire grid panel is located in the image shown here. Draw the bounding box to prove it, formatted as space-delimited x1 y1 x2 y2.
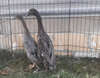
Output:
1 0 100 58
0 0 12 50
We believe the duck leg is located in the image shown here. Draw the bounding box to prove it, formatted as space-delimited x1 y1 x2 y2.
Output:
33 63 40 73
29 63 35 69
44 62 48 72
29 63 40 73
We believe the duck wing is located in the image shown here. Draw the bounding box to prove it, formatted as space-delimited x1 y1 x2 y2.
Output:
23 37 38 58
38 33 54 64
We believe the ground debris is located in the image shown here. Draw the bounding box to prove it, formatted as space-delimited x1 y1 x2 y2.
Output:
0 70 7 75
0 67 15 75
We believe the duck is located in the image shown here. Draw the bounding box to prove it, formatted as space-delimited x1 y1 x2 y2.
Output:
14 14 40 73
26 9 56 72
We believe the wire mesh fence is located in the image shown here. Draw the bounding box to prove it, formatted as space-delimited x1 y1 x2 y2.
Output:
1 0 100 58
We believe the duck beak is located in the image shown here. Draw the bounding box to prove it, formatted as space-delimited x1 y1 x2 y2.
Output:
25 12 29 17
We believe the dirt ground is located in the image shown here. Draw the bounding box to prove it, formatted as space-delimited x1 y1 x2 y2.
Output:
0 49 100 78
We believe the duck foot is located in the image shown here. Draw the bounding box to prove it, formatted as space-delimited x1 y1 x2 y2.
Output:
33 68 40 73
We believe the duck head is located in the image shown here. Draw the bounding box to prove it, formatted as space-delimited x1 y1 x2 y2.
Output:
25 8 39 17
14 14 23 20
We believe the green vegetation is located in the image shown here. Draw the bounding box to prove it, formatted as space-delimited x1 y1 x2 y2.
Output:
0 49 100 78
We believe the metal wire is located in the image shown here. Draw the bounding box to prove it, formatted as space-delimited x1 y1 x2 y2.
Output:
0 0 100 58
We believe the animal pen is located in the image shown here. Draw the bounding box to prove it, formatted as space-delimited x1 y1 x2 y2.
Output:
1 0 100 77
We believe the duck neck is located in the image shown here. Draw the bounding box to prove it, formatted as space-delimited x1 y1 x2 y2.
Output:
20 19 30 36
35 13 44 33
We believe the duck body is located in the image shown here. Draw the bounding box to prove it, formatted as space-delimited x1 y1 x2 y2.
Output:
15 14 40 72
22 35 39 63
26 9 56 71
37 29 56 70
